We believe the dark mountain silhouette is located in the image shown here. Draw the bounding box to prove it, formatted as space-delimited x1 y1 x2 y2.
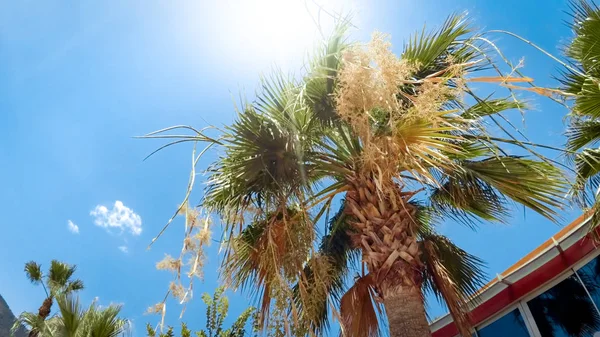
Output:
0 294 26 337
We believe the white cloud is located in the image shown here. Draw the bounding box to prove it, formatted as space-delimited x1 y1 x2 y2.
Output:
118 246 129 253
90 201 142 236
67 220 79 234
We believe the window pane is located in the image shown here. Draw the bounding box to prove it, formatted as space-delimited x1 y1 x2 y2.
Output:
577 256 600 316
476 308 530 337
527 274 600 337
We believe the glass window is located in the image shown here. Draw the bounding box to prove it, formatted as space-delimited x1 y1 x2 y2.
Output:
476 308 531 337
527 274 600 337
576 256 600 314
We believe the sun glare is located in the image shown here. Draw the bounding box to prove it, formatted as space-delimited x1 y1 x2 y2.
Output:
204 0 355 70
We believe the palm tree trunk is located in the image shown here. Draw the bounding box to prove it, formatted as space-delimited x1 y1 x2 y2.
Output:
346 173 426 336
28 297 52 337
384 286 431 337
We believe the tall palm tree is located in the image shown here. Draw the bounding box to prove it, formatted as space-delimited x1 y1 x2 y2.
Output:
145 14 568 337
13 295 128 337
23 261 84 337
557 0 600 231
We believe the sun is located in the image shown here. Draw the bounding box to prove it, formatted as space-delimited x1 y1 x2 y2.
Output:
205 0 355 69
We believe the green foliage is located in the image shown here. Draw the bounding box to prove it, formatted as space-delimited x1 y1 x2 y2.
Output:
146 323 156 337
13 294 128 337
24 262 43 285
147 288 255 337
559 1 600 232
24 260 84 298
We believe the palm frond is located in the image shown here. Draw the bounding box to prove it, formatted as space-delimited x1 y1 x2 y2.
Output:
570 78 600 118
48 260 77 293
304 19 352 125
24 261 43 284
462 97 526 119
13 312 50 337
560 1 600 120
458 156 568 222
557 67 587 96
572 149 600 204
293 201 359 335
222 207 313 326
420 234 486 337
339 274 383 337
55 295 84 337
403 13 482 76
203 79 323 218
65 279 85 293
567 118 600 152
430 169 509 228
84 303 127 337
567 0 600 76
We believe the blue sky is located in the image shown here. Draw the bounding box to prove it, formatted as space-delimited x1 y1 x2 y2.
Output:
0 0 581 335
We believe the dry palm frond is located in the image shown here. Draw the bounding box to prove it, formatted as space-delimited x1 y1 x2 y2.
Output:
421 240 472 337
340 274 383 337
222 206 314 331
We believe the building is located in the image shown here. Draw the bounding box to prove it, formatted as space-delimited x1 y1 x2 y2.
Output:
429 213 600 337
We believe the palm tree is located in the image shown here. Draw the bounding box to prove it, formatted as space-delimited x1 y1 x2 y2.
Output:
145 14 568 337
556 0 600 232
22 261 84 337
13 295 128 337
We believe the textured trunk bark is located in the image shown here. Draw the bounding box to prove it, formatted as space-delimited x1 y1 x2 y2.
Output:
384 286 431 337
28 297 52 337
345 173 429 337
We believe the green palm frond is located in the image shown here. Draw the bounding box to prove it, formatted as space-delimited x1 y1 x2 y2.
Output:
557 67 587 96
403 13 481 75
48 260 77 293
304 19 352 125
573 149 600 203
570 79 600 118
567 118 600 152
25 261 43 284
462 97 526 119
204 75 323 217
567 1 600 76
205 108 302 212
561 2 600 118
84 304 126 337
65 279 85 293
458 156 567 222
13 312 52 337
430 170 509 228
420 233 486 337
54 295 84 337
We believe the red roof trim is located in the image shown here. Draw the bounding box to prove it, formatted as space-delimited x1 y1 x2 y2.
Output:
432 221 596 337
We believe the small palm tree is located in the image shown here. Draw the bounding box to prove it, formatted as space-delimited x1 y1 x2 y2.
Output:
145 14 568 337
556 1 600 231
22 261 84 337
13 295 128 337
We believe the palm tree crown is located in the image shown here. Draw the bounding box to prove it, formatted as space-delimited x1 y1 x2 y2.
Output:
22 260 84 337
13 295 128 337
146 14 568 337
